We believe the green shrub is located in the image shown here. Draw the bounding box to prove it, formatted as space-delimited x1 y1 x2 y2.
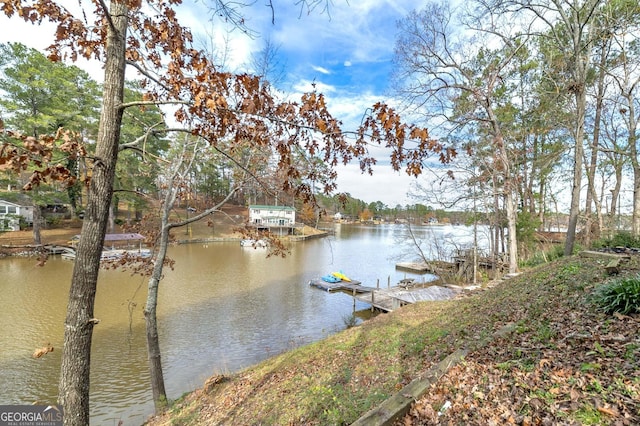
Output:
521 244 565 267
591 275 640 315
342 313 358 328
594 231 640 249
46 216 61 227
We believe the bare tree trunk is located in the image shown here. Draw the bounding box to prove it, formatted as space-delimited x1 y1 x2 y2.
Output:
487 101 518 273
505 189 518 273
143 137 241 411
565 155 584 254
108 200 115 233
144 180 177 412
610 181 622 229
628 101 640 236
583 41 608 246
492 169 500 259
538 175 546 231
58 2 128 424
561 0 597 256
564 89 587 256
32 205 42 245
144 223 169 412
634 177 640 236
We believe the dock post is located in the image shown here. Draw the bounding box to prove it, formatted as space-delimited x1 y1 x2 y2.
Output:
371 291 374 312
377 278 379 289
352 288 356 310
388 276 390 289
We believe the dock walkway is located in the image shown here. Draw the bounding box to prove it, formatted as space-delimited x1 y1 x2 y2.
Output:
309 278 457 312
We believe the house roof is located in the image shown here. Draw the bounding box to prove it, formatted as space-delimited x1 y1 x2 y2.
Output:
0 198 31 207
249 205 295 211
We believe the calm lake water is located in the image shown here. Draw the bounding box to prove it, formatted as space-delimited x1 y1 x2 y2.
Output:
0 223 487 425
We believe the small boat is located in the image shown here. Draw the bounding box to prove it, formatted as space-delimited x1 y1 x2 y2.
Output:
321 274 341 283
100 248 152 260
240 239 268 248
331 271 351 282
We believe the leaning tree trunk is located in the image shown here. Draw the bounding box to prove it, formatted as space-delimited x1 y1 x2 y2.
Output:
58 2 128 425
144 221 171 412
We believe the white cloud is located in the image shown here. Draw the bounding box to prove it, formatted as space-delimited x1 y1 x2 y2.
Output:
291 79 336 95
250 1 418 65
311 65 331 74
335 163 415 207
0 14 105 81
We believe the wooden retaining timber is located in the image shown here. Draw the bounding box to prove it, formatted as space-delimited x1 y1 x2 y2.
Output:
351 349 468 426
579 250 631 275
351 322 520 426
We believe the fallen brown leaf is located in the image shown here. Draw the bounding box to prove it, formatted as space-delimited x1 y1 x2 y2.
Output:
32 344 54 358
597 405 619 417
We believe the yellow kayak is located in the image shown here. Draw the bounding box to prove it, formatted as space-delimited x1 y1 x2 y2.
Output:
331 271 351 282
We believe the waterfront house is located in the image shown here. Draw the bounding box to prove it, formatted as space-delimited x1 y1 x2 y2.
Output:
0 199 34 231
247 204 297 235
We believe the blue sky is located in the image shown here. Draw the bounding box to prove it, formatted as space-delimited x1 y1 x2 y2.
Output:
1 0 427 207
191 1 413 93
189 0 427 206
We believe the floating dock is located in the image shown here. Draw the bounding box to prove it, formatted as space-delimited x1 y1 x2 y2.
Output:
309 278 374 293
309 278 458 312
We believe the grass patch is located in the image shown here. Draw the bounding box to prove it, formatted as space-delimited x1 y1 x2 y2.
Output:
574 405 606 425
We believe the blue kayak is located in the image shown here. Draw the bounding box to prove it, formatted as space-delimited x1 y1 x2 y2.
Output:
321 274 341 283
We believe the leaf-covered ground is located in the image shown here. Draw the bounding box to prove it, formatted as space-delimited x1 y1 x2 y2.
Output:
148 254 640 426
401 255 640 425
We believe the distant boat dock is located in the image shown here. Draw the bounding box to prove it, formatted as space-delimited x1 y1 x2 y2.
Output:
309 278 457 312
396 250 507 280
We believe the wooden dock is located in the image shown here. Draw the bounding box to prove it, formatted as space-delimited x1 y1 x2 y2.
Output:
308 278 374 293
395 261 456 275
395 262 432 273
309 278 458 312
45 244 74 254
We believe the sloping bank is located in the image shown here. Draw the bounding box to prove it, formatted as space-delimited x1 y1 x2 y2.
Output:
146 253 640 425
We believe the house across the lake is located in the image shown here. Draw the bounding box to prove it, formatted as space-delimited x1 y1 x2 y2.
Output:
247 204 297 235
0 199 34 231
